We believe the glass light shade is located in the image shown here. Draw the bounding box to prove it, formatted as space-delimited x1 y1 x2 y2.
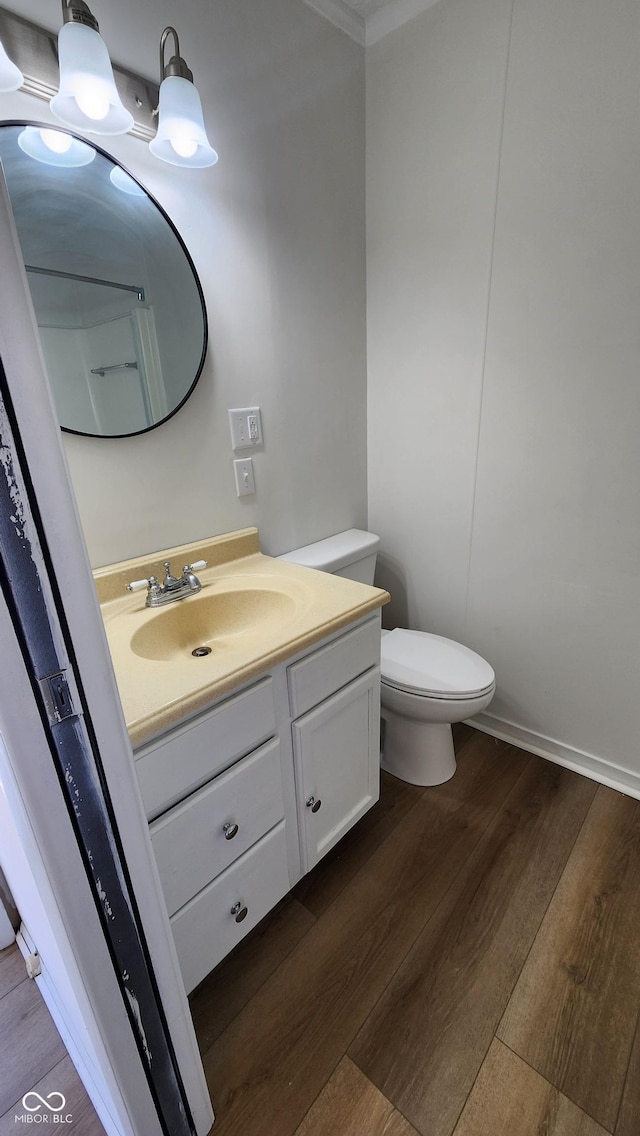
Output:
149 76 218 168
0 39 23 92
50 21 133 135
40 129 73 153
109 165 145 196
18 126 96 167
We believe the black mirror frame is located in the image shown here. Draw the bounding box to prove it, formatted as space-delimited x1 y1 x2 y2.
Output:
0 120 209 440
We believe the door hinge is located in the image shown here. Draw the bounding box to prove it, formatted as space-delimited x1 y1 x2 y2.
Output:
39 670 78 724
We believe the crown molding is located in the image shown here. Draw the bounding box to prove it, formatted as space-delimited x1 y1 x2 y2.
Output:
301 0 366 45
302 0 445 46
365 0 443 44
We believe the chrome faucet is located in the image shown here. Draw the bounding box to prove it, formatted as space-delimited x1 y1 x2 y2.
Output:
127 559 207 607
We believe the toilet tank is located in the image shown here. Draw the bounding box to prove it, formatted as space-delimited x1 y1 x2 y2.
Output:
278 529 380 585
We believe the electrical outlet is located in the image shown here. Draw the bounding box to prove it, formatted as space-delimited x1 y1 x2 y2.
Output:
228 407 263 451
233 457 255 496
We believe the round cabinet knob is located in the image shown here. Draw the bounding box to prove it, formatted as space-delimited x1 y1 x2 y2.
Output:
230 901 248 923
306 795 322 813
223 821 239 840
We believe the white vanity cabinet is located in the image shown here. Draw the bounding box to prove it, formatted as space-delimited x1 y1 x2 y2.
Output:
136 677 287 992
135 676 276 822
149 737 284 916
287 617 381 872
134 613 381 994
291 671 380 872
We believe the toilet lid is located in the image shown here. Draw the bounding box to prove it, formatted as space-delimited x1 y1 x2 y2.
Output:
380 628 495 699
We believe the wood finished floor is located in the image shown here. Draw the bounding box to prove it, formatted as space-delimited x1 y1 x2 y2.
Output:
190 726 640 1136
0 943 104 1134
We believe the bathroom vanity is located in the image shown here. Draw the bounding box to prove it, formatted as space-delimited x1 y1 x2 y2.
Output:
94 529 388 993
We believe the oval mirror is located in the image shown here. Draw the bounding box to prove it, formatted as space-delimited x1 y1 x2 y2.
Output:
0 122 207 438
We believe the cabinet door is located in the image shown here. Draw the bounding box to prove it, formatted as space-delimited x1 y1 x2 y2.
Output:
292 667 380 872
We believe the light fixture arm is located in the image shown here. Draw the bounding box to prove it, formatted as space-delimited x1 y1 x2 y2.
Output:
60 0 99 33
150 24 217 166
159 26 193 84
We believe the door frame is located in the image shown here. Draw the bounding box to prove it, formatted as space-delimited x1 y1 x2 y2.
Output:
0 167 213 1135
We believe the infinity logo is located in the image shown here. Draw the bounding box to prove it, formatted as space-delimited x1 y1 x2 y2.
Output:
22 1092 66 1113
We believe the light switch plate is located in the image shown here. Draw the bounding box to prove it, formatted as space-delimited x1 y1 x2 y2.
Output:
233 457 255 496
228 407 263 451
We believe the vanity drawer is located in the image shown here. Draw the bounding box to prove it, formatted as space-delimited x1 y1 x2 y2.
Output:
150 737 284 917
287 615 380 718
170 821 290 994
135 677 276 820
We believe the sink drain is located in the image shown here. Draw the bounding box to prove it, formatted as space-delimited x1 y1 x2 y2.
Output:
191 646 212 657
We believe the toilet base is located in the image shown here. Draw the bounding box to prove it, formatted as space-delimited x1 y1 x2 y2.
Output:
381 710 456 786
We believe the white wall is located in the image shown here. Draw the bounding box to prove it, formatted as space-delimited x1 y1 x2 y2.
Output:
367 0 640 789
2 0 367 566
39 326 97 433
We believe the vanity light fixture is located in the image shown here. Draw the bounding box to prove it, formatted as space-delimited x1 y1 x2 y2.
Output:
109 165 145 196
0 37 22 92
18 124 95 166
149 27 218 168
0 6 218 169
50 0 134 135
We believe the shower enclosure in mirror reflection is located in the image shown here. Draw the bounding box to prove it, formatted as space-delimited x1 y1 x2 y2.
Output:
0 123 207 438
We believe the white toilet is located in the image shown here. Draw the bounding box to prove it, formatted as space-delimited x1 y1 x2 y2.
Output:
280 529 495 787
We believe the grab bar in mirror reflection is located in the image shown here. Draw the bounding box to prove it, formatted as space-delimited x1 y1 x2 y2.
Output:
90 362 139 377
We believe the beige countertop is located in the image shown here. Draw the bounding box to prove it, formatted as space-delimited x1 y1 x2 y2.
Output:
94 528 389 749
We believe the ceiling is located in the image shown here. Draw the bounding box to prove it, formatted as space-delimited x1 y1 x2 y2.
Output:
302 0 443 45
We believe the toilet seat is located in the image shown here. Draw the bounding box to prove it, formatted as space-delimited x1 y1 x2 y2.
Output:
381 628 495 700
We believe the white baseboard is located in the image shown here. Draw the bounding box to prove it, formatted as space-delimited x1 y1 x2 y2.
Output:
469 712 640 802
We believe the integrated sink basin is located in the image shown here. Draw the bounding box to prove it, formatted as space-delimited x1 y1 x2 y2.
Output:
94 527 389 746
130 583 299 662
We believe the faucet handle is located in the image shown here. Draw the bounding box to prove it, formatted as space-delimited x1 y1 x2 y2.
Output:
127 575 162 597
127 577 151 592
184 560 207 572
